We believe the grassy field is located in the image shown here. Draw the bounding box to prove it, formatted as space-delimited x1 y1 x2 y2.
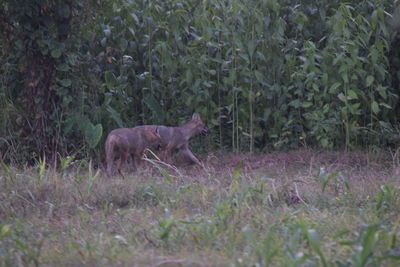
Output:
1 149 400 266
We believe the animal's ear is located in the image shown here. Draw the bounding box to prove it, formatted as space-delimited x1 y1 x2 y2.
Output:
192 113 200 121
155 127 161 137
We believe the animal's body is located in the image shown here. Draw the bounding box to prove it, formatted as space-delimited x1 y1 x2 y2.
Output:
136 113 208 165
105 126 161 176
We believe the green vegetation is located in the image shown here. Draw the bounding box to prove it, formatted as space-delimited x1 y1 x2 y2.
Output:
1 151 400 266
1 0 400 163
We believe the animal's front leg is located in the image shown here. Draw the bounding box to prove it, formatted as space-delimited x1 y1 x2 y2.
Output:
181 143 201 165
117 152 128 176
134 152 144 170
129 154 137 171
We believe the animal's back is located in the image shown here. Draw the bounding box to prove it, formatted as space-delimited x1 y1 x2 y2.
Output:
154 126 185 148
134 125 172 147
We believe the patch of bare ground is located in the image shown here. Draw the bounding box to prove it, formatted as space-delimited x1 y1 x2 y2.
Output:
182 149 398 203
201 148 389 173
194 149 391 177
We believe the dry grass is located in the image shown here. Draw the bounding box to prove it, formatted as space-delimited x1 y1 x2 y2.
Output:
1 149 399 266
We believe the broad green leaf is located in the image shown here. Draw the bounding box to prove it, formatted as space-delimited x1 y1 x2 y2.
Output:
208 69 217 75
302 102 313 108
106 105 124 128
119 38 128 52
263 108 271 121
128 27 135 37
377 86 387 99
348 90 358 99
130 13 139 24
338 93 346 102
256 51 266 62
371 101 380 114
352 103 361 112
51 48 62 58
329 82 341 93
379 103 392 109
185 70 193 84
366 75 374 87
254 70 264 84
143 95 164 124
104 71 116 90
203 81 212 88
239 53 249 63
210 119 219 126
289 99 301 108
247 40 256 56
63 114 79 134
84 123 103 148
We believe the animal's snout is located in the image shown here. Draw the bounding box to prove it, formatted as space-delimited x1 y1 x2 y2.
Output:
201 127 210 135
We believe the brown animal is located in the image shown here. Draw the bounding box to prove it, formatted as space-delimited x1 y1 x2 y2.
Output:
136 113 208 165
105 126 161 176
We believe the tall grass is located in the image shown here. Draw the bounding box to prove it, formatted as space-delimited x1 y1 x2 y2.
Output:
1 151 399 266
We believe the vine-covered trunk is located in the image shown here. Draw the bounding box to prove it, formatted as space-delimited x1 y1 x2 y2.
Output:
22 54 58 162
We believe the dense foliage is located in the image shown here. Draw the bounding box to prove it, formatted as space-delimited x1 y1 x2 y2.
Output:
1 0 400 163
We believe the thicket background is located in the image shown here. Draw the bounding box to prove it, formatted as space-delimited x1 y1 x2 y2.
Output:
1 0 400 164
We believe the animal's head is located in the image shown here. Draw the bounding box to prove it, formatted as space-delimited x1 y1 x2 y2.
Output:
191 113 209 135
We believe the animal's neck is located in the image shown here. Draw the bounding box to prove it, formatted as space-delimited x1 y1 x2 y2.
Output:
178 121 197 139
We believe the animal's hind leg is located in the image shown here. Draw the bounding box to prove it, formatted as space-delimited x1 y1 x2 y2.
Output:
117 152 127 177
125 154 135 172
106 157 114 176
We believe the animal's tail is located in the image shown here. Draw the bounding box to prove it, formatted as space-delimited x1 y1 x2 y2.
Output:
105 135 115 177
